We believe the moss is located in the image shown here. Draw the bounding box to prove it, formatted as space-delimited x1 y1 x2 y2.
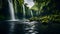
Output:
29 14 60 23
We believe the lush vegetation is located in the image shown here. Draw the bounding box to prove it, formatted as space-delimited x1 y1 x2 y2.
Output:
0 0 60 23
29 0 60 23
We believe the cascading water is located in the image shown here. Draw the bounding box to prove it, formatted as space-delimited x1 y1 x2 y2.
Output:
36 11 38 16
23 4 26 19
8 0 18 34
8 0 38 34
22 0 38 34
8 0 16 21
30 10 33 17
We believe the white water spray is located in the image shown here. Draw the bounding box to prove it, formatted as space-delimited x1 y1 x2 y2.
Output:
8 0 16 21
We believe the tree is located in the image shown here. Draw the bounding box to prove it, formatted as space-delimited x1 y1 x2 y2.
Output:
29 0 60 23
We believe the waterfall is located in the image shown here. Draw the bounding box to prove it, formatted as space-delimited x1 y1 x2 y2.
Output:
8 0 18 34
23 4 26 19
8 0 39 34
8 0 16 21
22 4 38 34
36 11 38 16
30 10 33 17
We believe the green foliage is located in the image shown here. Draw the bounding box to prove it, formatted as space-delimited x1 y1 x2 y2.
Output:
29 14 60 23
17 0 24 6
29 0 60 23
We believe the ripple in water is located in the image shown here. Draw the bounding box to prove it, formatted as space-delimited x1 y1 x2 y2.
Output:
23 21 38 34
